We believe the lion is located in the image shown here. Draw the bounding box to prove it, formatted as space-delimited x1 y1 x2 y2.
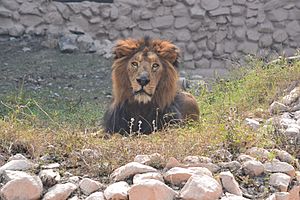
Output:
103 37 199 134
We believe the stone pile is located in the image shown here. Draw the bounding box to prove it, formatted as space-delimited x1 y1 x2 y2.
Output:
0 149 299 200
0 0 300 78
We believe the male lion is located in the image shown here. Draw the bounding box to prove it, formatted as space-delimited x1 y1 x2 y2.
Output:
104 37 199 134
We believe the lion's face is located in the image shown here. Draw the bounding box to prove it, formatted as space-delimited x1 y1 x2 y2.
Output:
111 37 180 109
127 51 163 104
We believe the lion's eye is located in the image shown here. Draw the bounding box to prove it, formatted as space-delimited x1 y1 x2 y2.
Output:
152 63 160 70
131 62 138 69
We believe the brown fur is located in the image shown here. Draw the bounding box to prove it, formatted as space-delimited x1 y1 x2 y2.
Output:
104 37 199 134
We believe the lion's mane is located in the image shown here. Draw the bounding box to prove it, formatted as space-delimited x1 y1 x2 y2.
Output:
103 37 197 134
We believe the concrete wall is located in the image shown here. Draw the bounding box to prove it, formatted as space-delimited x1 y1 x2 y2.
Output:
0 0 300 78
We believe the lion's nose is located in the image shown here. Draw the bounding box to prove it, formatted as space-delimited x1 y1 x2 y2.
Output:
136 74 150 87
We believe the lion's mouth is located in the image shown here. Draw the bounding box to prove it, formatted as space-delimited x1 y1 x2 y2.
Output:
133 88 152 97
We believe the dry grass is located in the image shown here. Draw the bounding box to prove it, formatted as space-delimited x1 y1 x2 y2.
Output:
0 57 300 178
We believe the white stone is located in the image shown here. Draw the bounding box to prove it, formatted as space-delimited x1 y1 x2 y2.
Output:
264 161 295 177
266 192 290 200
246 147 270 161
165 157 182 169
42 163 60 169
104 181 129 200
164 167 211 185
180 175 222 200
129 179 177 200
0 171 43 200
273 149 294 164
0 159 35 174
269 173 291 192
134 153 164 167
221 193 251 199
8 153 27 161
110 162 157 182
289 186 300 200
244 118 260 130
242 160 264 176
79 178 102 195
42 183 77 200
133 172 164 184
282 87 300 106
220 171 242 196
85 192 105 200
39 169 61 187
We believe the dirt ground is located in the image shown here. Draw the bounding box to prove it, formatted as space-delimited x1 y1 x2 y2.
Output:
0 36 113 118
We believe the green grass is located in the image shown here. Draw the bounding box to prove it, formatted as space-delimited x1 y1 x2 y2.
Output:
0 57 299 177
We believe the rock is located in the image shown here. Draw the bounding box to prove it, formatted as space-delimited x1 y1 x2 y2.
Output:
42 163 60 169
110 162 157 182
273 30 288 43
190 5 205 19
172 3 189 17
237 154 255 163
165 157 182 169
195 58 210 69
209 7 230 16
286 21 300 37
19 2 41 16
164 167 212 185
179 175 222 200
2 0 20 11
0 172 43 200
152 15 174 29
219 161 242 172
264 160 296 177
220 171 242 196
162 0 177 6
221 193 251 199
289 186 300 200
201 0 220 11
273 150 294 164
246 147 270 161
129 179 177 200
268 8 288 22
8 24 25 37
259 21 274 33
39 169 61 187
42 183 77 200
242 160 265 176
85 192 105 200
259 35 273 48
246 30 260 42
266 192 290 200
285 126 300 137
58 34 78 53
20 15 44 27
174 17 190 29
134 153 164 168
114 16 135 31
269 173 291 192
104 181 129 200
282 87 300 106
77 34 96 53
79 178 103 195
244 118 260 130
133 172 164 184
176 29 191 42
8 153 27 161
0 159 35 174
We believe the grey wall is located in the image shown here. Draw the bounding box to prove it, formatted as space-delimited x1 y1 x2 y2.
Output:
0 0 300 78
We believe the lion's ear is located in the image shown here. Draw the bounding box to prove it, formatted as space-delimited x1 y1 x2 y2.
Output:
113 39 139 59
152 40 180 65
